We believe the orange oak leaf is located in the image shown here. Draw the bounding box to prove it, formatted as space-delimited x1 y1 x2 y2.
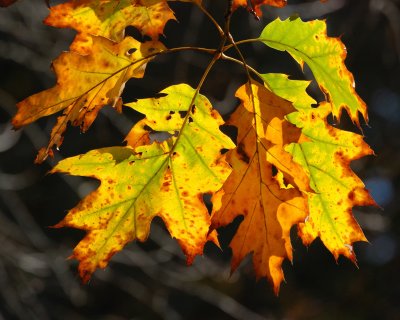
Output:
212 80 308 294
233 0 286 16
13 36 165 163
45 0 175 54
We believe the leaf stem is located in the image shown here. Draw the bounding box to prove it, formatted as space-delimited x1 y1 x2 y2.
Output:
169 52 220 154
168 0 224 36
221 54 263 81
225 38 260 48
195 1 224 36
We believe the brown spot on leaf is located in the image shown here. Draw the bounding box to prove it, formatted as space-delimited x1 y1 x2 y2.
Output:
237 143 250 164
179 111 187 118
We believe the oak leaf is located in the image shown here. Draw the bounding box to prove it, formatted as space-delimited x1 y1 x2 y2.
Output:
259 17 368 126
52 84 234 282
263 73 376 262
287 104 376 261
212 80 308 294
45 0 175 54
13 36 164 163
233 0 286 16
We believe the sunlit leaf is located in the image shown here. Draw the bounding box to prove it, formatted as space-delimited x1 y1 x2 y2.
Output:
13 36 164 163
287 103 376 261
259 17 368 126
212 80 308 294
263 73 376 262
45 0 175 54
52 84 234 281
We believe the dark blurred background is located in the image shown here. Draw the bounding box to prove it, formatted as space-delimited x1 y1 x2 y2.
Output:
1 0 399 319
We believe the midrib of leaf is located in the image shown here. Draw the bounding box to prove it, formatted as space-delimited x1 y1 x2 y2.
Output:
27 55 143 116
291 143 346 247
93 51 227 258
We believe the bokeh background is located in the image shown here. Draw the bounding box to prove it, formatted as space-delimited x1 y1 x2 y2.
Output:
1 0 400 319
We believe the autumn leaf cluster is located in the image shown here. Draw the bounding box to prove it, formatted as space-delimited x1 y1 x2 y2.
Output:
9 0 375 293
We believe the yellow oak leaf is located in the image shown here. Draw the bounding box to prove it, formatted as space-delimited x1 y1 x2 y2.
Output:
52 84 234 282
287 103 377 262
13 36 165 163
262 73 376 262
45 0 175 54
212 80 308 294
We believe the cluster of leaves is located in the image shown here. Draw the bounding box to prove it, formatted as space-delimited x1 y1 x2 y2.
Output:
9 0 375 294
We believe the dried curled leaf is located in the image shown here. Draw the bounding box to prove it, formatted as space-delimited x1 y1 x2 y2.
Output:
52 84 234 282
212 80 308 294
259 17 368 126
13 36 165 163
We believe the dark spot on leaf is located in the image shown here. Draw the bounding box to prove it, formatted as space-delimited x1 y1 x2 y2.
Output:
166 115 172 120
169 111 175 115
144 125 152 132
179 111 187 118
237 143 250 164
188 117 193 123
128 48 137 55
348 190 355 201
211 110 218 119
271 165 278 176
191 105 196 114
